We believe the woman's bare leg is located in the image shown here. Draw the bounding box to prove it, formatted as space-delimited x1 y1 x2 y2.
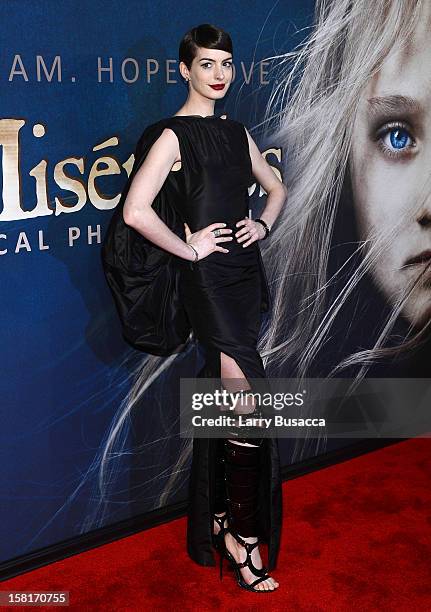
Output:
219 352 279 591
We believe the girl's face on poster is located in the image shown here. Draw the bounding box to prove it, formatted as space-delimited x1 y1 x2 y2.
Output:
350 4 431 328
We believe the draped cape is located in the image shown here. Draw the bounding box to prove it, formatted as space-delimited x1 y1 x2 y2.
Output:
101 120 191 355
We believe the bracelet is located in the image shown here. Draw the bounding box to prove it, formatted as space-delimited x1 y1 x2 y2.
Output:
254 218 271 240
188 243 199 262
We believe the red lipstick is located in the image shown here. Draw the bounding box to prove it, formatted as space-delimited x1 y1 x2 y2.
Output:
210 84 225 90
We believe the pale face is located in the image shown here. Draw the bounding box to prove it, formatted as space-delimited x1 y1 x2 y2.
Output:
180 47 233 102
350 5 431 328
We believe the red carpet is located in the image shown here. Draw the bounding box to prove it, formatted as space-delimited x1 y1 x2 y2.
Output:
2 438 431 611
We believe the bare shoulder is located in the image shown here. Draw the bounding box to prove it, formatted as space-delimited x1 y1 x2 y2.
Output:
143 126 180 165
157 126 180 146
241 125 261 157
242 125 255 144
240 125 287 193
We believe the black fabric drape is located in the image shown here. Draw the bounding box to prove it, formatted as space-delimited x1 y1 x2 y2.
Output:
101 120 191 355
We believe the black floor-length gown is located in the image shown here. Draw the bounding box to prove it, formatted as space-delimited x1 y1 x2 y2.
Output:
102 112 283 571
163 114 282 571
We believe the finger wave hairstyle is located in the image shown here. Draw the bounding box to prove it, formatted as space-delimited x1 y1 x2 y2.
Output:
179 23 233 68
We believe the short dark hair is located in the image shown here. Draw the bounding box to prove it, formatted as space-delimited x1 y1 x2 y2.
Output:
179 24 233 69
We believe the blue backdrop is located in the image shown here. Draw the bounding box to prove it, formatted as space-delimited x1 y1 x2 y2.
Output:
0 0 320 564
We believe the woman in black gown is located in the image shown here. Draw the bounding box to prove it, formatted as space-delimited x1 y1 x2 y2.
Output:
120 24 287 593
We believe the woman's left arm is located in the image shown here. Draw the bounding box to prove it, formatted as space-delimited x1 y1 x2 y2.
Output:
235 128 288 247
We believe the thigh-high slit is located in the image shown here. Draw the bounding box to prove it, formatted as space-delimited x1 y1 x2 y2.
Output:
172 145 282 569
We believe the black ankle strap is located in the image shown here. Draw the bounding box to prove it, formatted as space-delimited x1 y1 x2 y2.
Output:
229 528 258 550
213 513 226 530
226 527 269 577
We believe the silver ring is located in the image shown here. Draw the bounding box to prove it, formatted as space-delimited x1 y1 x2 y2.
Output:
213 229 221 238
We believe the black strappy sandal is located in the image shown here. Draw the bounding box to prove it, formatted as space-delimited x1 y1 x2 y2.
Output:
212 512 228 552
219 527 275 592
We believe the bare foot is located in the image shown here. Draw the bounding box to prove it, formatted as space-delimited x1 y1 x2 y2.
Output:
224 531 279 591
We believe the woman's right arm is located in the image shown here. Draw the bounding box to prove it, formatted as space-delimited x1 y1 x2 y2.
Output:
123 128 232 261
